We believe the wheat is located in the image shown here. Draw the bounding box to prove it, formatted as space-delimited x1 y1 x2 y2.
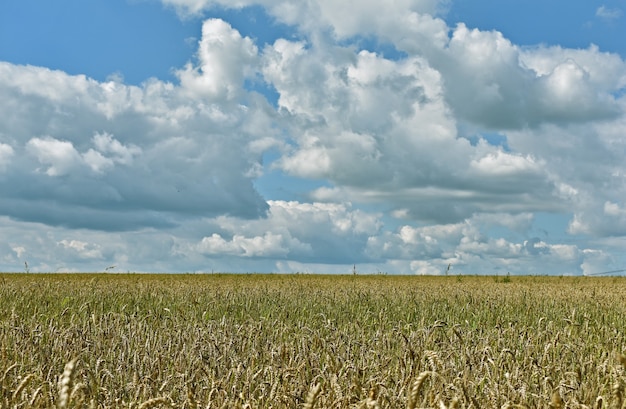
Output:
1 363 18 386
138 396 171 409
407 371 437 409
29 385 44 407
595 396 604 409
70 382 88 406
549 390 564 409
58 358 77 409
186 382 198 409
12 373 34 401
618 354 626 371
363 385 381 409
425 350 443 372
612 380 624 409
2 274 626 408
303 383 321 409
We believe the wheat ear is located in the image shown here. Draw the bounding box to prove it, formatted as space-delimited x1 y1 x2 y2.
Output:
12 373 35 401
138 396 171 409
58 359 77 409
407 371 437 409
303 383 321 409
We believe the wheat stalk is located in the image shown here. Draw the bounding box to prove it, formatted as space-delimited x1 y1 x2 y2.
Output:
1 363 18 386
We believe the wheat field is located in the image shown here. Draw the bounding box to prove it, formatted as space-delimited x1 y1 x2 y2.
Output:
1 273 625 408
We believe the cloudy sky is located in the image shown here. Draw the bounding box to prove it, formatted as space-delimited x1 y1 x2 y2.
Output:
1 0 625 274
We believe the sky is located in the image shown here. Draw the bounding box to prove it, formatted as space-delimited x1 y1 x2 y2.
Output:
0 0 625 275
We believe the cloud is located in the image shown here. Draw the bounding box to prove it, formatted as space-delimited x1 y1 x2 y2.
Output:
469 151 541 176
162 0 449 33
361 213 594 275
176 19 258 100
506 107 626 238
197 232 306 258
0 17 272 230
58 239 104 260
172 200 382 264
24 133 141 176
2 0 626 274
11 245 26 259
26 137 83 177
431 25 622 129
0 143 15 172
261 37 569 222
0 199 614 276
567 199 626 238
596 6 622 20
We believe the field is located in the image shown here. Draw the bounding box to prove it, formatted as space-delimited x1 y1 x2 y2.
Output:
1 273 626 408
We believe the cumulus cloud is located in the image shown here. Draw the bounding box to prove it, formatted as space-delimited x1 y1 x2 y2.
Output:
188 200 381 263
263 37 549 221
361 213 594 275
58 239 104 260
26 137 83 177
176 19 258 100
163 0 449 33
0 17 271 230
249 10 625 231
424 25 622 129
197 232 306 258
24 133 142 176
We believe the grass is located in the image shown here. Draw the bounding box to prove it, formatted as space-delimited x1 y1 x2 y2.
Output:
0 273 625 408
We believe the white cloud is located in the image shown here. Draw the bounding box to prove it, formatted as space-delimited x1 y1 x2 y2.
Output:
176 19 258 100
11 245 26 259
507 110 626 237
430 25 623 128
91 132 141 165
173 200 381 264
520 44 626 91
26 136 83 176
0 143 14 172
58 239 103 259
604 201 626 217
410 260 443 275
162 0 449 35
2 0 626 274
470 151 541 176
0 18 273 230
197 232 305 257
596 6 622 20
82 132 141 174
580 248 615 276
25 132 142 176
158 1 626 233
258 16 621 226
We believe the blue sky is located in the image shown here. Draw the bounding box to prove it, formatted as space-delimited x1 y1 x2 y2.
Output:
1 0 625 274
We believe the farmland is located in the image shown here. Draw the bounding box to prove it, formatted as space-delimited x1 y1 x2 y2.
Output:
1 273 625 408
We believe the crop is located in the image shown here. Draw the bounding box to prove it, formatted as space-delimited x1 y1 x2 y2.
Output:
0 273 625 408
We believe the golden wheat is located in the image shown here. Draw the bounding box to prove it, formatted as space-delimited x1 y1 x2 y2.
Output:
57 359 77 409
1 274 625 408
138 396 171 409
303 382 321 409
